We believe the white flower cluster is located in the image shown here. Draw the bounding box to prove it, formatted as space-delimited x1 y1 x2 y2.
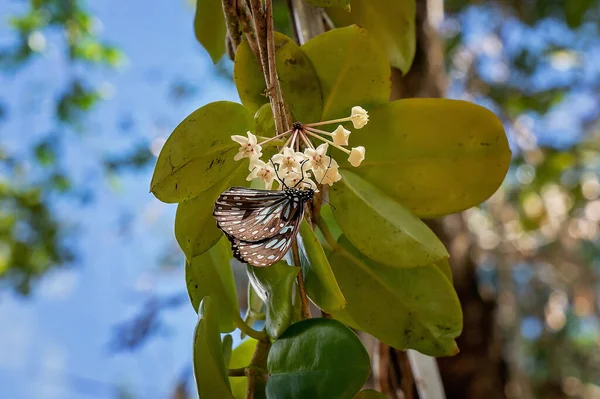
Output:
231 106 369 190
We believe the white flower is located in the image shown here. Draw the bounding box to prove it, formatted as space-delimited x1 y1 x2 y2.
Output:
332 125 351 146
348 146 365 167
246 159 276 189
314 165 342 186
281 171 318 190
272 147 306 173
304 143 333 171
232 131 262 161
350 106 369 129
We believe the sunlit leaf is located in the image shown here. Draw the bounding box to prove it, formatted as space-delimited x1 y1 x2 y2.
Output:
329 236 462 356
255 103 276 138
341 99 511 218
186 238 239 333
330 171 448 267
302 25 390 120
229 338 258 399
193 297 234 398
175 165 246 259
234 33 323 122
298 219 346 312
150 101 254 203
194 0 226 63
247 262 300 339
327 0 416 73
267 318 370 399
305 0 350 8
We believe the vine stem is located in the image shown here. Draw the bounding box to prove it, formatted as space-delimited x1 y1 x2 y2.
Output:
291 240 311 319
235 314 268 341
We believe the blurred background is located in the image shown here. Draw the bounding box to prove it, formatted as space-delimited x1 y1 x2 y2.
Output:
0 0 599 398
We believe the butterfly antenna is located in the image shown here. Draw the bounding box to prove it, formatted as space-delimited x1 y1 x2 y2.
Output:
294 159 309 188
313 193 337 211
317 156 334 186
270 157 288 190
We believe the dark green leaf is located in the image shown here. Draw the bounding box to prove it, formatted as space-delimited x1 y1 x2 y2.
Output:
331 170 448 267
267 318 370 399
354 390 388 399
223 334 233 367
194 0 226 63
247 262 300 339
302 26 390 120
298 219 346 312
193 297 234 398
186 238 239 333
150 101 255 203
329 236 462 356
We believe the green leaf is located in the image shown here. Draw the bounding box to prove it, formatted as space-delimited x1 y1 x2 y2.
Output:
222 334 233 367
150 101 254 203
228 338 258 399
234 33 323 122
305 0 351 9
329 236 462 356
194 0 226 63
302 25 390 120
298 219 346 312
255 103 276 138
354 390 388 399
330 170 448 268
267 318 370 399
327 0 416 73
186 238 239 333
175 165 246 259
193 297 234 399
436 258 453 282
242 283 265 337
343 99 511 218
247 262 300 339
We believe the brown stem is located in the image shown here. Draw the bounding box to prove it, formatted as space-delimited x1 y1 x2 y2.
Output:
397 350 414 399
222 0 242 51
245 338 271 399
291 240 311 319
229 367 247 377
237 0 261 60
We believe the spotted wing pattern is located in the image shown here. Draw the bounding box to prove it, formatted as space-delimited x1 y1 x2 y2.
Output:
213 187 311 267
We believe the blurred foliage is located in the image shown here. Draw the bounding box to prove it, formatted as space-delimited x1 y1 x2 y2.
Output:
445 0 600 397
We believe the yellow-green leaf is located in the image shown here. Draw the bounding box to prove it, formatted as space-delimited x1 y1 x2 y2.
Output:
194 0 226 63
186 238 239 333
247 262 300 339
329 236 462 356
228 338 258 399
175 165 246 259
343 99 511 218
298 219 346 312
234 33 323 122
305 0 350 8
302 25 390 120
330 170 448 268
327 0 416 73
193 297 234 398
150 101 254 203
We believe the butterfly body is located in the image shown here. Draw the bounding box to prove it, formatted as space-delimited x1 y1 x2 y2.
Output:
213 186 314 267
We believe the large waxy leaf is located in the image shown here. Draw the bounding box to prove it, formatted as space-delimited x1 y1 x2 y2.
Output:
267 318 370 399
327 0 416 73
194 0 226 63
305 0 350 8
330 170 448 268
247 262 300 339
150 101 254 203
242 283 265 337
328 236 462 356
186 238 239 333
342 99 511 218
193 297 234 399
175 165 246 259
228 338 258 399
298 219 346 312
234 33 323 122
301 25 390 120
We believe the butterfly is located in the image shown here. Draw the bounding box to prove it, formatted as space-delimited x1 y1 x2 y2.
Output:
213 166 315 267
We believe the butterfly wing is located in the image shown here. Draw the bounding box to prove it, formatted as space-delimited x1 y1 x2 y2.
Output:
213 187 291 242
227 198 306 267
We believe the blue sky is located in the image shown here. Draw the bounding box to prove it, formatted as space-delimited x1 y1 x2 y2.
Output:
0 0 239 397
